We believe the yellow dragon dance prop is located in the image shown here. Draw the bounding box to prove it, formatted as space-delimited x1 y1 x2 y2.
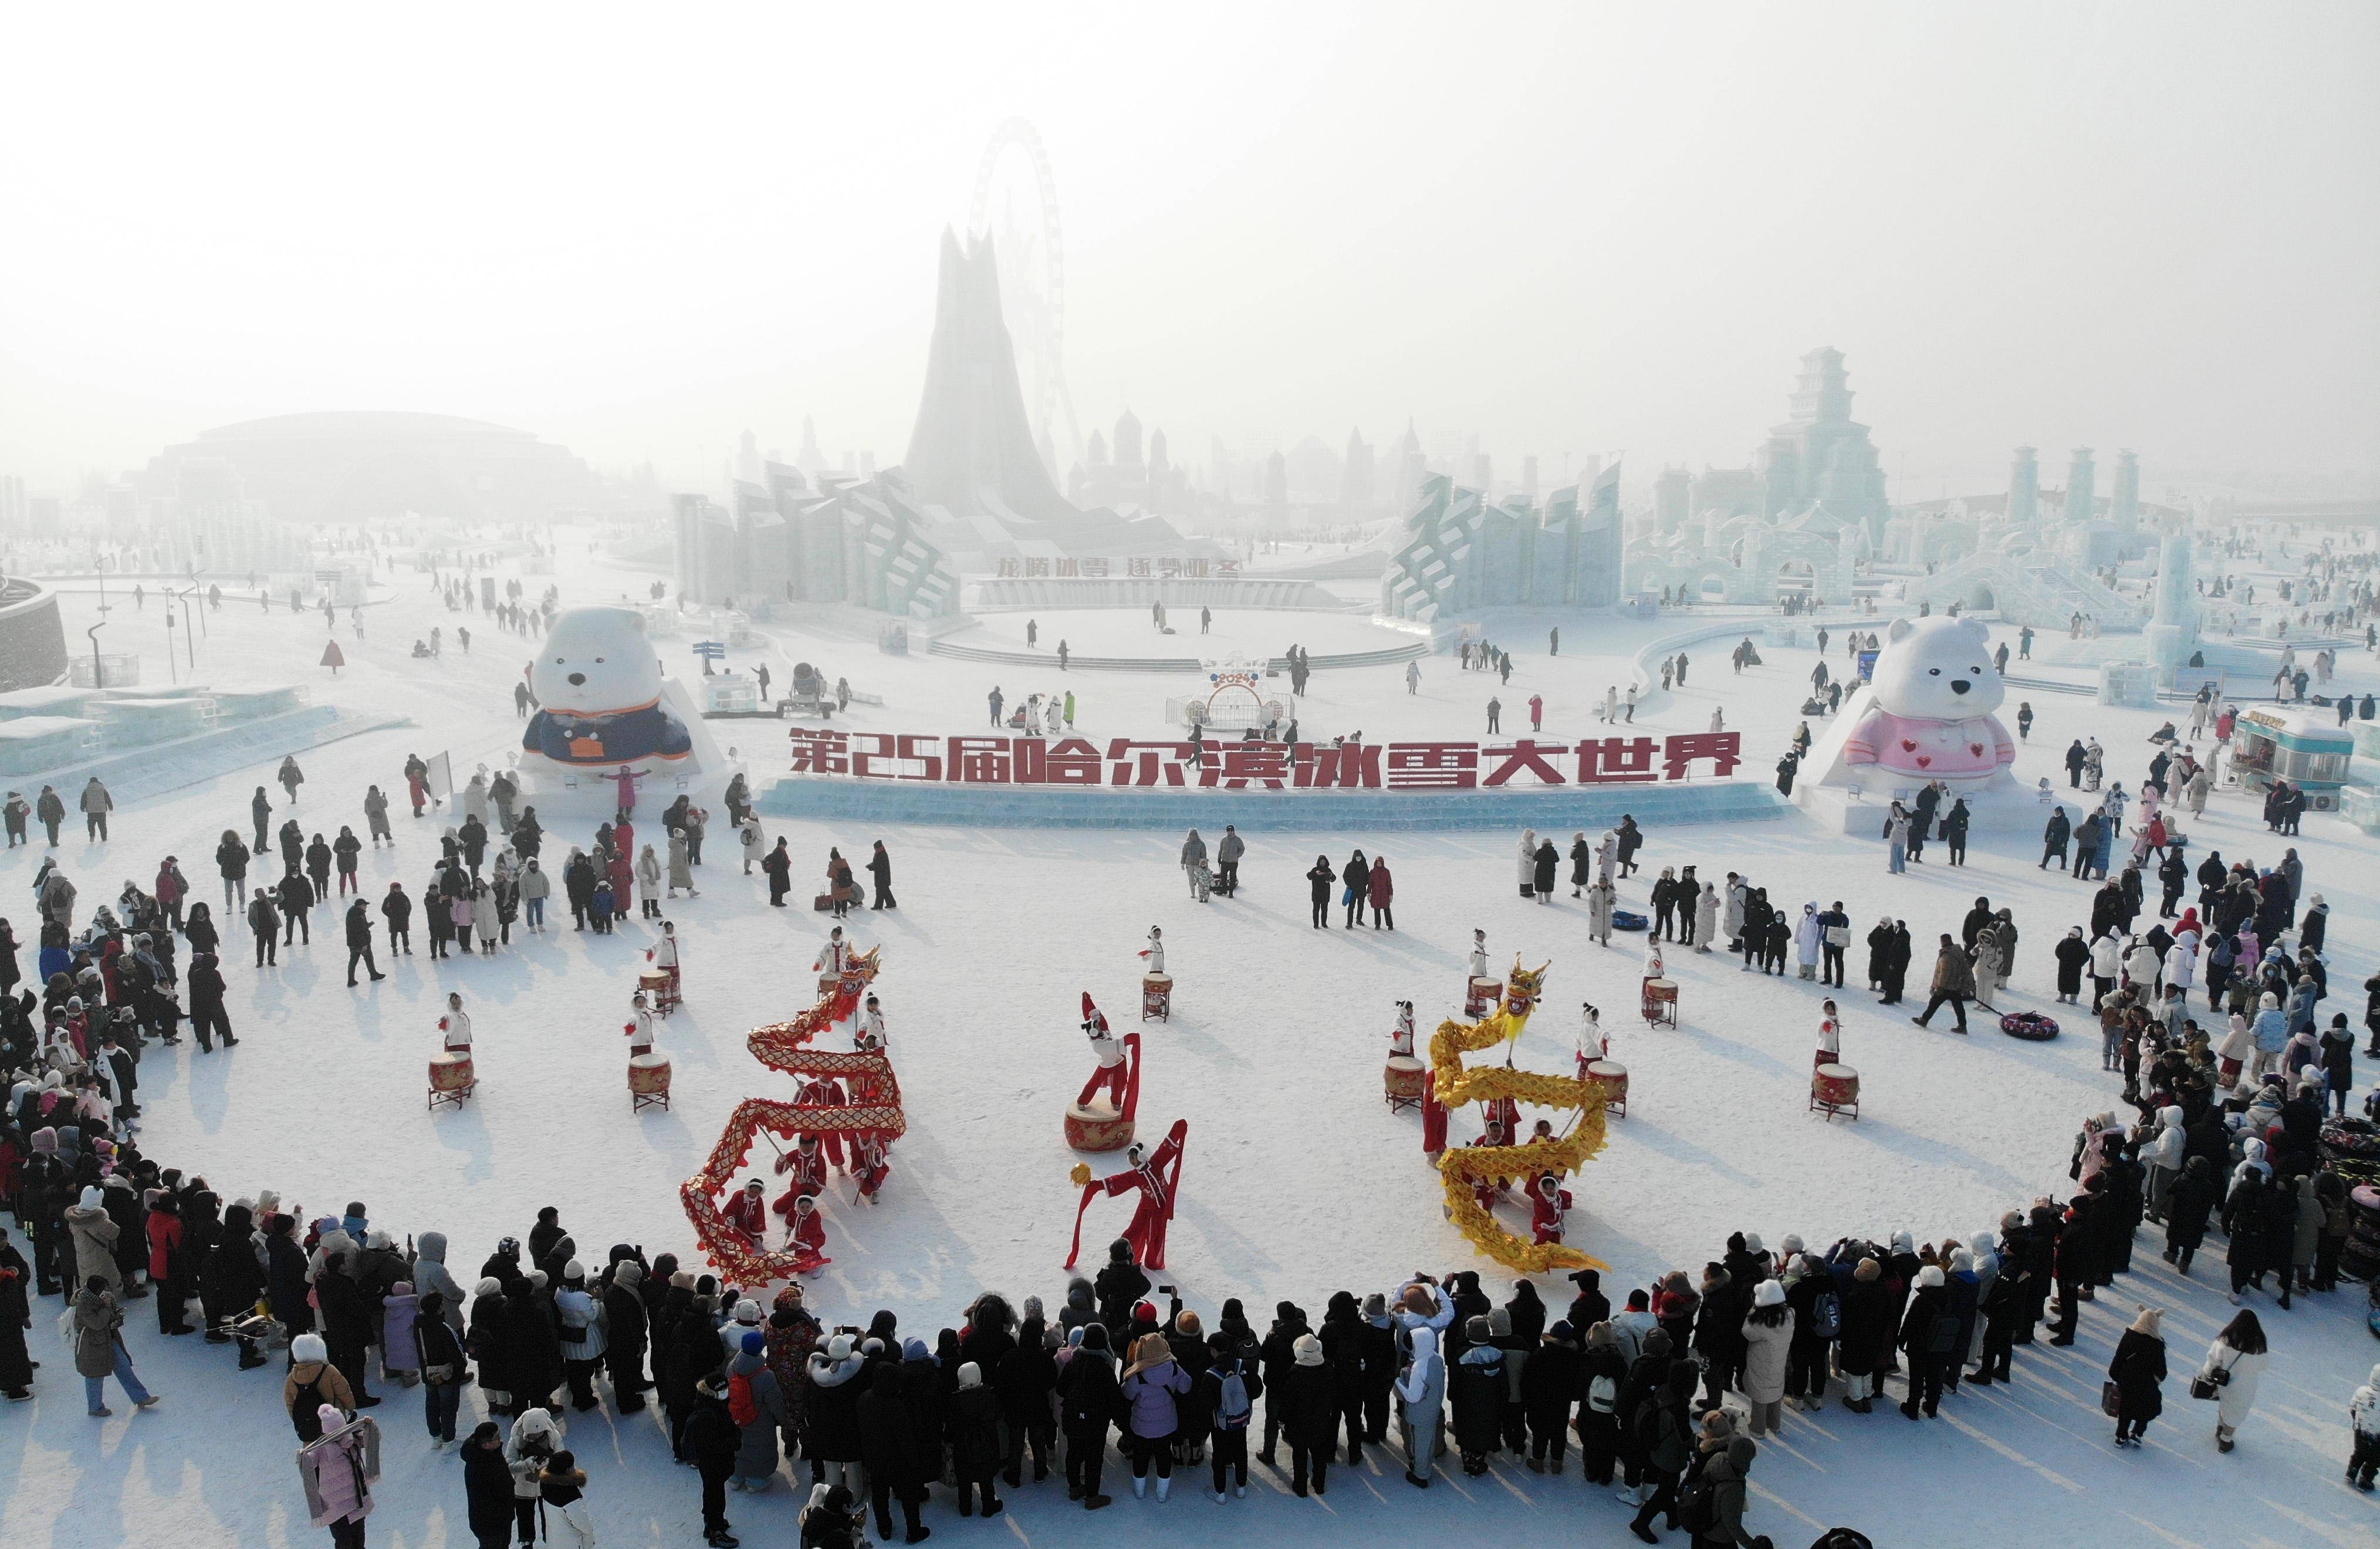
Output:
1431 957 1611 1275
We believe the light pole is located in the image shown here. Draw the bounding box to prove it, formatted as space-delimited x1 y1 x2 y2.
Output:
86 621 107 690
165 610 175 684
176 585 199 669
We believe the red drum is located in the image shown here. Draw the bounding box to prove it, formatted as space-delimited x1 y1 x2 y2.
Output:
1640 978 1679 1028
428 1051 476 1110
1064 1102 1135 1153
1384 1055 1428 1112
629 1053 672 1112
640 968 678 1014
1142 973 1172 1023
1810 1062 1860 1121
1587 1058 1629 1117
1466 977 1503 1020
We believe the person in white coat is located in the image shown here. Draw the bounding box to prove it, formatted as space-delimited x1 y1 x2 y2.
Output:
1396 1323 1447 1487
2143 1107 2187 1221
1595 831 1618 887
2198 1310 2267 1453
1793 904 1823 981
1586 879 1615 947
1695 884 1720 955
2165 933 2199 993
1739 1279 1793 1437
1516 832 1538 899
1139 928 1165 976
441 993 472 1053
2088 932 2124 1012
2122 936 2162 997
1722 876 1748 953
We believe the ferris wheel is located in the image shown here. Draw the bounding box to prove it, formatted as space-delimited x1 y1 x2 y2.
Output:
969 118 1080 472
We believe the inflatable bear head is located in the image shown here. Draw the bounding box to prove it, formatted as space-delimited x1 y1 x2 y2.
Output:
531 606 665 716
1870 615 2005 721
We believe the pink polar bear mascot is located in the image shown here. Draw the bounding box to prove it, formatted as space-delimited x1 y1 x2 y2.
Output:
1834 615 2016 786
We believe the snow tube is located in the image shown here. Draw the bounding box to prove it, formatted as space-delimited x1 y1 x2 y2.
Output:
1999 1011 2059 1041
2320 1119 2380 1159
1611 911 1649 932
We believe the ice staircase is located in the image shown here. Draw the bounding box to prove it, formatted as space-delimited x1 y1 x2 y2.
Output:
1902 552 2145 631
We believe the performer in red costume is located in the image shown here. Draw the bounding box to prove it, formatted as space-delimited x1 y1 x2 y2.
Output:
722 1178 768 1245
848 1129 891 1203
784 1193 829 1274
772 1133 829 1218
1466 1115 1513 1214
1530 1172 1574 1246
1075 994 1130 1110
795 1072 848 1168
1067 1119 1188 1270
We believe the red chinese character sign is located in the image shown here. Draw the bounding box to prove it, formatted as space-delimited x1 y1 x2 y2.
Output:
681 949 907 1286
789 729 1741 790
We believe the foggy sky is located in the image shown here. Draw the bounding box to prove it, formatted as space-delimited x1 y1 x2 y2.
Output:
1 2 2374 500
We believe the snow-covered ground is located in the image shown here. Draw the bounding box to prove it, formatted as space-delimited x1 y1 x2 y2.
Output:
6 544 2376 1548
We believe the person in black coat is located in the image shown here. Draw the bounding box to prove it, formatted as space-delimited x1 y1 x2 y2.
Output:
508 1279 563 1412
343 898 383 986
1316 1291 1370 1467
857 1361 928 1543
1343 850 1374 926
1057 1323 1120 1509
1896 1268 1954 1419
315 1252 380 1406
1257 1300 1310 1466
463 1422 520 1549
1519 1320 1581 1473
1447 1315 1505 1473
2042 807 2072 869
184 951 233 1050
993 1316 1056 1487
603 1265 650 1412
2107 1308 2167 1446
1275 1334 1338 1495
947 1360 1003 1517
1304 855 1333 929
198 1203 265 1353
265 1217 312 1336
867 841 897 911
682 1376 742 1547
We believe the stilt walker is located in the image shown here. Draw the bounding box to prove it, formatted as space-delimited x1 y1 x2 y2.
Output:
1066 994 1141 1151
1065 1118 1189 1270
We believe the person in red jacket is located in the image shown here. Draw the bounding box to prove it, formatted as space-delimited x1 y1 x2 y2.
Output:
145 1193 190 1335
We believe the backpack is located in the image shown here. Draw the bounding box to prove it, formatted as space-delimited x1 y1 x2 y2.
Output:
1809 1289 1841 1340
1215 1362 1252 1430
1585 1373 1618 1415
728 1370 758 1428
1675 1474 1719 1534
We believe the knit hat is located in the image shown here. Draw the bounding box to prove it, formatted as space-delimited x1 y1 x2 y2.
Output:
1917 1265 1945 1288
670 1271 695 1291
826 1334 854 1361
1779 1234 1803 1256
741 1330 766 1355
1174 1310 1201 1337
1726 1436 1757 1470
733 1299 762 1325
1293 1333 1324 1367
1753 1280 1786 1308
1361 1292 1387 1320
78 1186 102 1210
475 1277 502 1296
563 1259 586 1283
1465 1315 1492 1343
903 1337 931 1361
1743 1232 1764 1254
1133 1300 1157 1324
1547 1320 1577 1343
292 1333 328 1363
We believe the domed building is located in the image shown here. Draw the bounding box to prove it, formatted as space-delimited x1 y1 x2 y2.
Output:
132 411 608 527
